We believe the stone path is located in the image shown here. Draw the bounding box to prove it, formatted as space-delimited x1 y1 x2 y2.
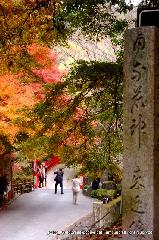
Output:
0 166 93 240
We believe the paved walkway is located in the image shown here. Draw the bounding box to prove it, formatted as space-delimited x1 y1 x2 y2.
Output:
0 166 93 240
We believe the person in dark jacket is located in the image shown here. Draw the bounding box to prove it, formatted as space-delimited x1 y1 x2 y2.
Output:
54 168 64 194
92 178 100 190
0 175 8 207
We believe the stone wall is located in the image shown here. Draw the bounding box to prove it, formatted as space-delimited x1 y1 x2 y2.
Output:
51 197 121 240
93 196 121 229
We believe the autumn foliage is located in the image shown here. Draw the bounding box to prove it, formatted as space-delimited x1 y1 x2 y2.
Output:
0 44 65 144
0 74 37 142
28 44 64 84
0 43 103 172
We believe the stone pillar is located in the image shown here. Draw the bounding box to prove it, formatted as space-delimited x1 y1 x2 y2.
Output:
123 27 159 239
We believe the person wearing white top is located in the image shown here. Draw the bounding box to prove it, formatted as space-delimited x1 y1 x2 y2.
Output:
72 175 81 204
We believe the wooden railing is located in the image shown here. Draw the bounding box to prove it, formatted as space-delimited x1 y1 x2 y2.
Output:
13 180 34 196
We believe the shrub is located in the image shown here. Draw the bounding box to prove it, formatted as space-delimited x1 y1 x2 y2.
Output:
91 189 117 201
108 163 122 183
83 185 89 190
102 181 116 190
13 174 33 184
116 183 122 195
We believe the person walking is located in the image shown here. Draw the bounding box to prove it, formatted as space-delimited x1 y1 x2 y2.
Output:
72 175 81 205
42 163 47 187
54 168 64 194
38 165 44 188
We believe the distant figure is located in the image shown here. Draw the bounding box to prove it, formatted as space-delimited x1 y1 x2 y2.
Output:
54 168 64 194
42 163 47 187
38 165 44 188
92 178 100 190
0 175 8 207
72 175 81 205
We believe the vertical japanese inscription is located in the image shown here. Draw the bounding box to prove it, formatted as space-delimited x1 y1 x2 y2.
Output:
128 32 147 234
130 33 147 148
130 166 145 214
129 166 146 235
